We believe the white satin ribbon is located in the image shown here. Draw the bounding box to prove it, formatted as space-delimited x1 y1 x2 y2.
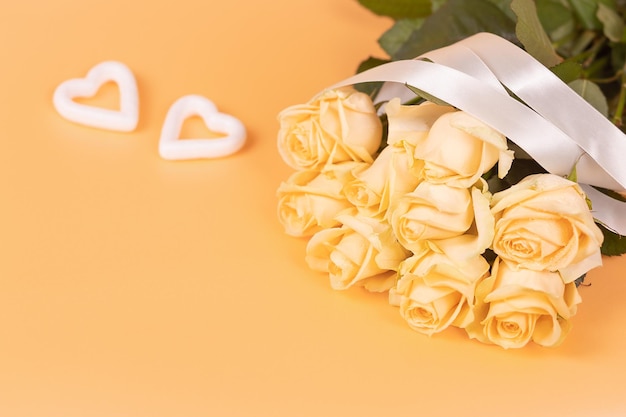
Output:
426 33 626 192
326 33 626 235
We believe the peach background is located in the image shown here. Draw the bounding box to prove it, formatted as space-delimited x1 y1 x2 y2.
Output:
1 1 625 416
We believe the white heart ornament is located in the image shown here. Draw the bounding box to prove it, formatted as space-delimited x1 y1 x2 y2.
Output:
159 95 246 160
53 61 139 131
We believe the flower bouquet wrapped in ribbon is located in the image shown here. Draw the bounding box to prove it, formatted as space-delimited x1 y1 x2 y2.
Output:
276 0 626 349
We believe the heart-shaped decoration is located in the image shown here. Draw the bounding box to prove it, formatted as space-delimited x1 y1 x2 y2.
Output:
158 94 246 160
53 61 139 132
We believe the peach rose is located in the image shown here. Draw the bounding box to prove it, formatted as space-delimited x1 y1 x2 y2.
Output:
414 111 514 188
277 88 382 170
385 98 455 146
389 249 490 335
343 139 422 218
389 181 494 258
490 174 604 283
277 162 368 237
466 258 581 349
305 213 410 291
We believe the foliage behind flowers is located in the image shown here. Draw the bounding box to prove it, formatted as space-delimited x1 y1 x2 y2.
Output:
357 0 626 128
275 0 626 349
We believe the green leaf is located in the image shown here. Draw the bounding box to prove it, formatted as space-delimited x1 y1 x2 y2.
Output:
610 42 626 74
355 57 390 97
379 18 425 57
430 0 448 12
569 29 599 56
597 2 626 42
568 0 616 30
392 0 517 60
512 0 563 67
536 0 576 43
487 0 518 20
357 0 434 19
550 60 584 82
599 223 626 255
356 56 390 73
405 84 453 106
568 78 610 116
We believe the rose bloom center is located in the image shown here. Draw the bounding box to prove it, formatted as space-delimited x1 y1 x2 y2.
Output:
502 236 539 257
289 130 310 159
401 218 426 241
496 317 525 339
408 306 434 324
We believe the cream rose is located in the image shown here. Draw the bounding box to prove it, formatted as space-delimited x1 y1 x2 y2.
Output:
343 139 422 218
277 88 382 170
490 174 604 283
389 250 490 335
414 111 514 188
277 162 368 237
340 98 455 218
305 213 410 291
389 181 494 258
385 98 455 146
466 258 581 349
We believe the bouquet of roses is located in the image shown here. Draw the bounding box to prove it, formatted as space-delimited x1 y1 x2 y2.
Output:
275 0 626 349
